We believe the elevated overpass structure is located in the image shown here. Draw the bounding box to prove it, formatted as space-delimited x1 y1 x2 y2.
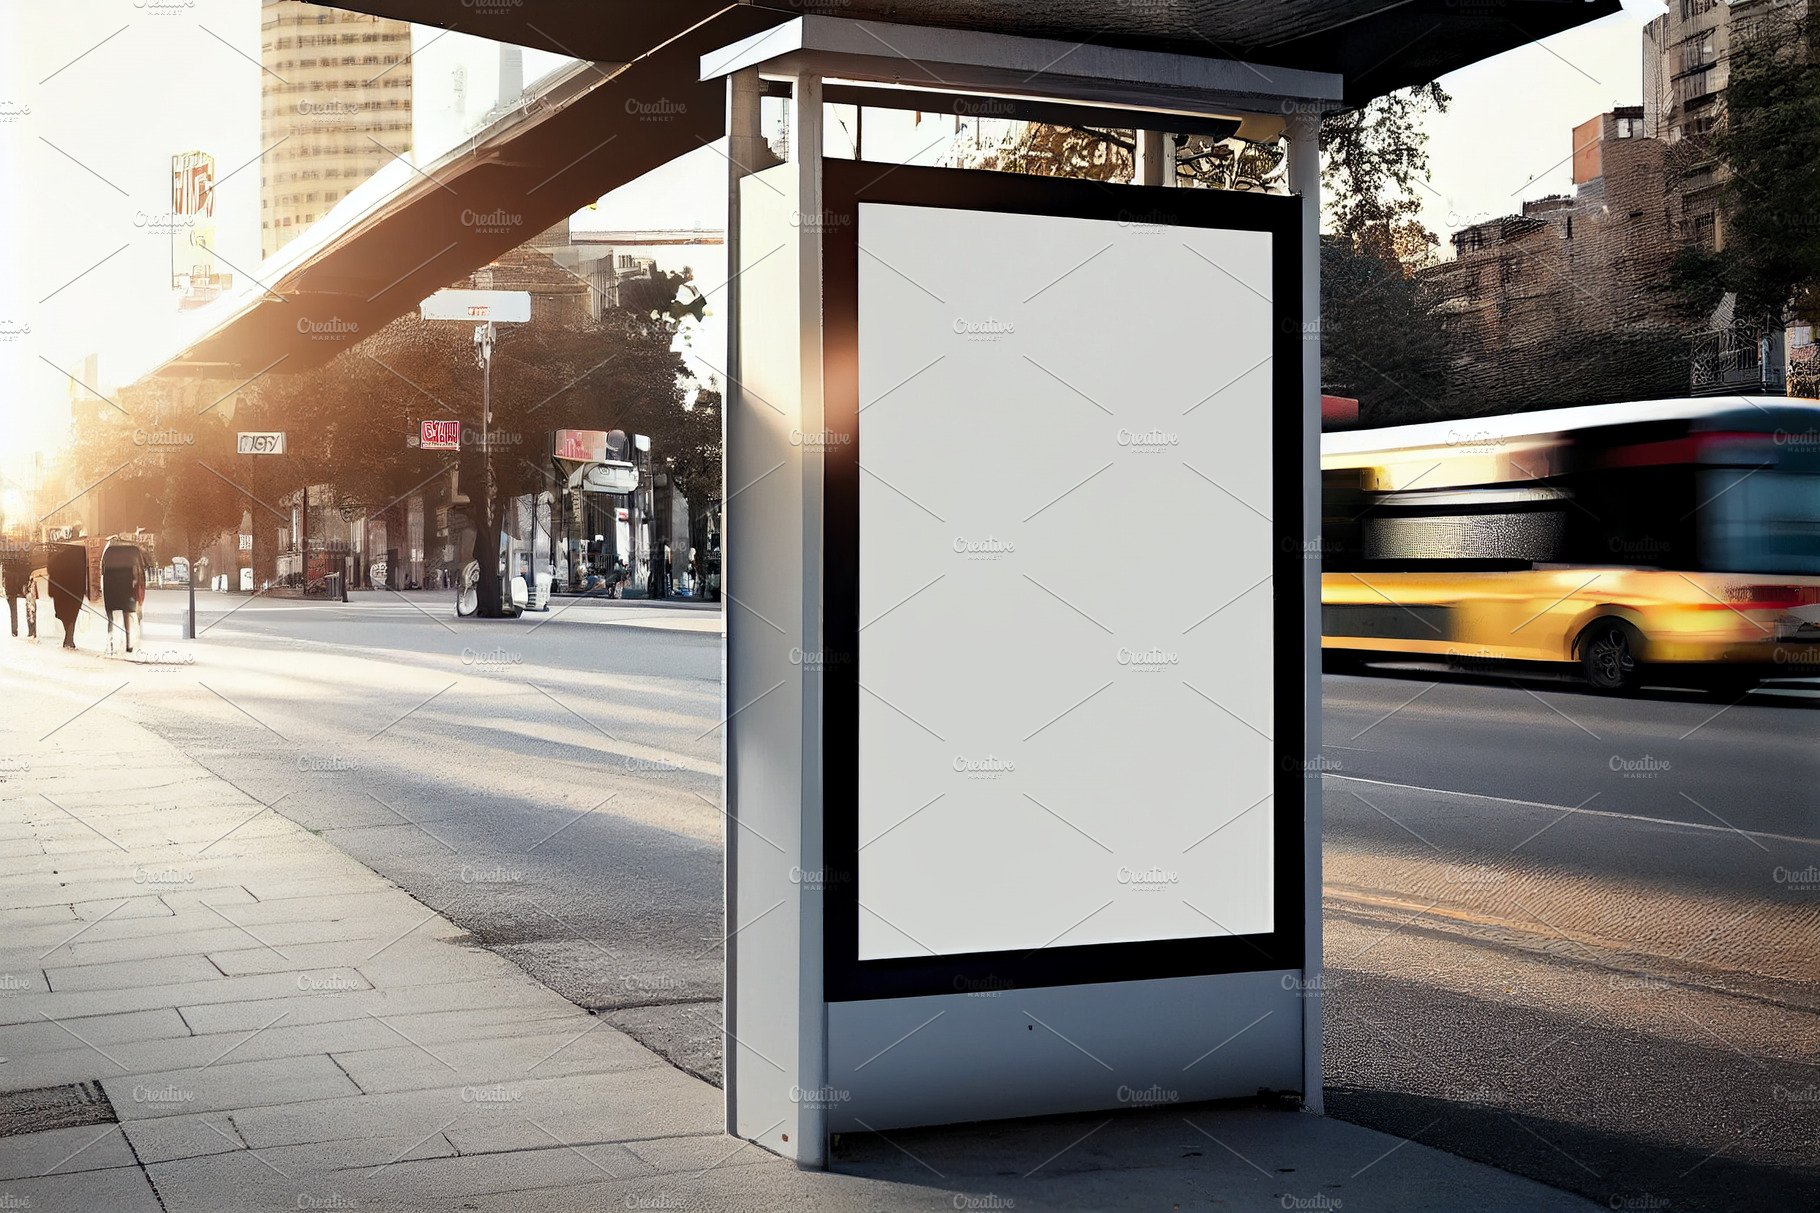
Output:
156 0 1618 378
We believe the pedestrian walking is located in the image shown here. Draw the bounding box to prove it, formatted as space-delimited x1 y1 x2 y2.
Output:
3 550 35 639
101 538 147 654
46 542 88 650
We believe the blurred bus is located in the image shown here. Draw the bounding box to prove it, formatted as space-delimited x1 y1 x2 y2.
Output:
1321 397 1820 693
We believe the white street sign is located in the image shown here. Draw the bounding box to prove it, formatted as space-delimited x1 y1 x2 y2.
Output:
237 431 285 455
579 462 640 494
420 289 531 323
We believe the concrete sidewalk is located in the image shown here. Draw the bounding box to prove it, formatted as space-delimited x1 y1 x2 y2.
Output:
0 635 1599 1211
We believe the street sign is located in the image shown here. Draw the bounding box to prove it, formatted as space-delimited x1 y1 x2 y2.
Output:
237 432 285 455
580 462 639 494
421 420 461 451
420 289 531 323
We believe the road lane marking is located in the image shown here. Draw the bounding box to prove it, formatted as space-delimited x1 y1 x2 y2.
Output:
1324 773 1820 848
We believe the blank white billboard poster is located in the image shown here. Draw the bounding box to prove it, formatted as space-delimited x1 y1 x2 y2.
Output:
856 201 1277 961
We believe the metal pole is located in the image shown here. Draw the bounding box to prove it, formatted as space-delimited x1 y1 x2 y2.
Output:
1286 109 1326 1117
1134 129 1166 186
722 63 762 1141
479 320 495 611
481 322 492 538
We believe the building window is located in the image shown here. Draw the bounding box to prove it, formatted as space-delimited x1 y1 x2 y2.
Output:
1682 211 1717 248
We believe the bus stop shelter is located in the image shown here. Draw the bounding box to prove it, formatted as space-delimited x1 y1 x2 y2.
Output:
167 0 1620 1170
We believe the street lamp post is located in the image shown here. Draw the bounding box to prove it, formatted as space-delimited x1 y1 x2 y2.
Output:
419 288 530 618
474 319 498 614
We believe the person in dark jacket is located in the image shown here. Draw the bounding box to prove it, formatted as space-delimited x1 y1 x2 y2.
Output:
3 553 35 639
101 539 147 653
46 543 88 650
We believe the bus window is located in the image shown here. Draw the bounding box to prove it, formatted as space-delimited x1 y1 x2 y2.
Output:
1361 486 1567 568
1701 470 1820 574
1566 465 1698 570
1320 468 1371 571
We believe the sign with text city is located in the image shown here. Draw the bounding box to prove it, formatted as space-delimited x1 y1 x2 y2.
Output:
236 432 285 455
419 289 531 323
420 420 461 451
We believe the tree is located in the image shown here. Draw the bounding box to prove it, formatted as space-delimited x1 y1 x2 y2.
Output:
965 121 1285 192
61 387 283 580
248 268 711 616
1321 84 1449 242
1321 230 1450 426
1317 86 1454 425
1674 6 1820 332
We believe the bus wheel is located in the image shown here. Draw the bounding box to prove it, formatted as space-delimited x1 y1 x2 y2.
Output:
1579 620 1642 693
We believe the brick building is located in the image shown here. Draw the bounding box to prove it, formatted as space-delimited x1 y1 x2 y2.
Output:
1420 108 1687 411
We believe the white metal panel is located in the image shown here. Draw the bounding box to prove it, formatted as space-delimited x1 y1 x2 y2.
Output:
725 164 822 1158
827 970 1305 1130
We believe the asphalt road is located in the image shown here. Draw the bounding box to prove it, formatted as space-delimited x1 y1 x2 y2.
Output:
39 590 1820 1212
1319 667 1820 1213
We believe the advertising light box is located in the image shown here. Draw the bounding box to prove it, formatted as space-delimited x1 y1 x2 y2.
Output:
817 163 1304 1000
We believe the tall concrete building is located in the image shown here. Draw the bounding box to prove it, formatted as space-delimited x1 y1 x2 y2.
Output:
258 1 413 260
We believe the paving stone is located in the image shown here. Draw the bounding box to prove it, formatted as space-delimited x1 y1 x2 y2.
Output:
2 1006 590 1094
70 896 172 922
157 886 261 913
46 954 222 993
101 1054 362 1120
0 1007 189 1054
353 1139 654 1203
207 936 458 978
117 1110 248 1165
0 1162 163 1213
0 1123 138 1179
176 975 557 1035
0 970 50 997
331 1026 661 1095
623 1131 784 1176
52 922 375 969
437 1066 723 1155
0 967 374 1023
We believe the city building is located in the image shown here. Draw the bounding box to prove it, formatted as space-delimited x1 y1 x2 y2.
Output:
1421 108 1686 410
1641 0 1814 392
258 1 413 260
1642 0 1811 252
